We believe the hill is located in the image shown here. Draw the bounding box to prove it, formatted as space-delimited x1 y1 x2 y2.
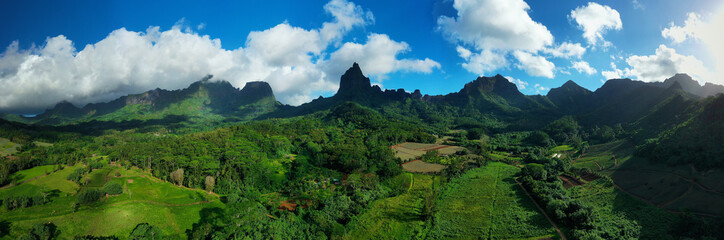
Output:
2 75 279 126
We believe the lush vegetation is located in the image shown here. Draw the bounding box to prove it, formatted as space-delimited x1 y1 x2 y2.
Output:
1 70 724 239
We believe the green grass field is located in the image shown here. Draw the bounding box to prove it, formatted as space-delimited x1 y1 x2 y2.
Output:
574 140 634 170
0 166 222 239
6 165 58 184
0 138 20 157
568 178 678 239
431 162 556 239
344 173 442 239
551 145 574 152
392 142 465 161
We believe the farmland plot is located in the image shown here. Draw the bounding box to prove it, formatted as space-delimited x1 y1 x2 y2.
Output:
430 162 555 239
392 142 464 161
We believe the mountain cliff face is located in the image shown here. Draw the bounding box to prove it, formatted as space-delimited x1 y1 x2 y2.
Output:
11 76 279 125
335 62 376 98
3 62 724 130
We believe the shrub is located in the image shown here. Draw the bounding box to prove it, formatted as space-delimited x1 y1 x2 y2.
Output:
129 223 162 240
170 168 184 186
67 168 87 183
20 222 56 240
88 162 105 171
103 182 123 195
204 176 215 192
77 189 104 204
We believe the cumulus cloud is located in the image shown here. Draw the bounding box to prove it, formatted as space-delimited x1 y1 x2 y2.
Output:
456 46 508 75
625 44 712 83
533 83 549 94
0 0 438 113
662 10 724 83
513 51 555 78
505 76 528 90
662 13 706 44
543 42 586 59
601 62 628 80
599 45 712 83
438 0 554 77
569 2 622 46
322 33 440 81
571 60 597 75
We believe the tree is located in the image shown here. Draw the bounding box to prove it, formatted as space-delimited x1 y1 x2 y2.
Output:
77 189 104 204
129 223 162 240
170 168 184 186
20 222 56 240
522 163 547 180
205 176 215 193
103 182 123 195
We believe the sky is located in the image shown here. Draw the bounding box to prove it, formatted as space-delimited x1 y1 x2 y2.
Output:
0 0 722 114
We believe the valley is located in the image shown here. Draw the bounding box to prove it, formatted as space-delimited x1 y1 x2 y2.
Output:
1 63 724 239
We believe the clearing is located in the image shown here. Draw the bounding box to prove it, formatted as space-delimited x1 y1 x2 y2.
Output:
569 178 678 239
0 138 20 157
344 173 442 239
0 166 221 239
401 160 445 173
430 162 556 239
392 142 464 161
573 140 634 170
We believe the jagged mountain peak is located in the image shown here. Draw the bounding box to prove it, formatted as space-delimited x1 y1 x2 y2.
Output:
240 81 276 102
336 62 373 97
461 74 521 97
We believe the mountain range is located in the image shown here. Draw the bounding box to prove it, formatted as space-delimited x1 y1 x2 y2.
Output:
2 62 723 133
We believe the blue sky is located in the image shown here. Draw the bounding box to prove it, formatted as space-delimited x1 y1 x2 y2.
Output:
0 0 722 113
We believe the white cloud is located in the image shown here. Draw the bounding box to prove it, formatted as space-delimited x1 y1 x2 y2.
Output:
533 83 549 94
456 45 472 59
438 0 553 52
601 62 628 80
320 0 374 45
505 76 528 90
662 10 724 84
513 51 555 78
625 44 712 83
457 46 507 76
632 0 644 10
543 42 586 59
438 0 555 77
322 33 440 81
246 23 323 67
662 13 706 44
0 0 438 113
570 2 622 46
571 60 597 75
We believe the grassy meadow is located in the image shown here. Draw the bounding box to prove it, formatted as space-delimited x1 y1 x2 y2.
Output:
431 162 556 239
0 165 221 239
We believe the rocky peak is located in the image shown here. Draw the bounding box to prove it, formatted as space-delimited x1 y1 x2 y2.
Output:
240 81 276 102
336 62 373 97
461 74 522 97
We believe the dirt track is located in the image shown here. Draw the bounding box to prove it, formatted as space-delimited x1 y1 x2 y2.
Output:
514 178 567 240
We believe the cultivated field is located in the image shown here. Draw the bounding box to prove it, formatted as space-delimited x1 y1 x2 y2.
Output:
391 142 464 161
611 158 724 216
0 165 221 239
569 178 678 239
573 140 634 170
575 140 724 217
344 173 442 239
430 162 556 239
0 138 19 157
401 160 445 173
